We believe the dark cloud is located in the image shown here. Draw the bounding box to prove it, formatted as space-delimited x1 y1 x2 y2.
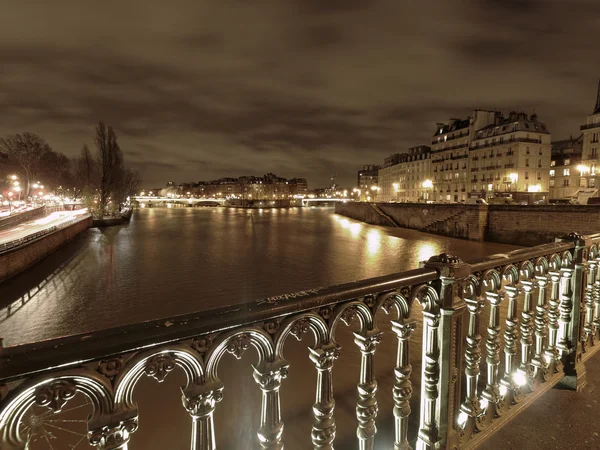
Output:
0 0 599 188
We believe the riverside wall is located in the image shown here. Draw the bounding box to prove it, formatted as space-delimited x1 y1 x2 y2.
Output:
0 216 92 282
335 202 600 246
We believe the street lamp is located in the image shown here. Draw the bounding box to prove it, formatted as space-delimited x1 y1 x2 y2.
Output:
577 165 590 174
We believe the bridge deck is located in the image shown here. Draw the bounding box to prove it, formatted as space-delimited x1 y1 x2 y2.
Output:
480 351 600 449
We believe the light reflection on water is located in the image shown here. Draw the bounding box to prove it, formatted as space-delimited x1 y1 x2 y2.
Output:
0 207 519 347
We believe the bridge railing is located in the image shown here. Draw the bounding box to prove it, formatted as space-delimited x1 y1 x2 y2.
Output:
1 232 600 449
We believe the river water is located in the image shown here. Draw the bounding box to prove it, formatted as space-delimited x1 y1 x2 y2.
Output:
0 207 517 347
0 207 520 449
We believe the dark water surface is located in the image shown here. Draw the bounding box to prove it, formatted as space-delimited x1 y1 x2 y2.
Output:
0 207 517 346
0 207 521 450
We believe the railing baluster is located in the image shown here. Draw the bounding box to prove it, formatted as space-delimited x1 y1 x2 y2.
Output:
557 267 573 355
89 417 139 450
517 280 535 387
391 320 417 450
544 271 562 372
309 345 339 450
531 275 549 382
583 260 596 350
594 255 600 337
354 330 383 450
253 360 289 450
481 292 501 416
182 384 223 450
500 286 519 400
416 311 441 450
458 297 484 439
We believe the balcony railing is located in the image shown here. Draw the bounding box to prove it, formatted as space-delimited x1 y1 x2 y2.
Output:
581 122 600 131
1 234 600 450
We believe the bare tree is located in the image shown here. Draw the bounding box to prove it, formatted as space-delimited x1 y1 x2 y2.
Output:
0 133 51 198
39 150 71 193
94 122 124 216
112 168 141 212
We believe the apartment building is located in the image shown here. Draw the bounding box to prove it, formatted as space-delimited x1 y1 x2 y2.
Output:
549 135 584 200
469 111 552 203
578 79 600 189
431 110 501 202
378 146 431 202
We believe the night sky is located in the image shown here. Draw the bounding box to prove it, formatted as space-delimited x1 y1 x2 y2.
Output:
1 1 600 188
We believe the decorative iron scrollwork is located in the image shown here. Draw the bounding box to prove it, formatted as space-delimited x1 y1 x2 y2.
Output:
289 318 311 341
98 358 124 380
225 333 252 360
34 380 77 412
145 353 176 382
192 335 213 354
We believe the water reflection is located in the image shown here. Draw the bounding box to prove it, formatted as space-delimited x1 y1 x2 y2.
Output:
366 229 381 256
0 208 520 346
416 242 437 263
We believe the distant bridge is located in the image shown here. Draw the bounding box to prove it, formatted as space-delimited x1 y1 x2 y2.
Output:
131 196 228 206
301 198 353 206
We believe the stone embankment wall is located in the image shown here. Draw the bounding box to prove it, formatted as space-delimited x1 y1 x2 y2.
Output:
335 202 600 246
487 205 600 246
335 202 488 241
0 216 92 282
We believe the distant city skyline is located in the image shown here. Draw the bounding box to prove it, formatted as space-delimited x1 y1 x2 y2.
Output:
1 1 599 187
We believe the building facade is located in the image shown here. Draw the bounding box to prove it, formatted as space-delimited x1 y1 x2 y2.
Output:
469 111 552 203
549 135 584 200
379 147 431 202
578 79 600 190
431 110 497 203
357 165 380 191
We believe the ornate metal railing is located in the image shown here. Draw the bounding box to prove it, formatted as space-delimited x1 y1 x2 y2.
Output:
1 232 600 449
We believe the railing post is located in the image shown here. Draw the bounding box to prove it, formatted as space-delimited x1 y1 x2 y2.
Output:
420 254 470 450
182 382 224 450
556 232 590 391
252 359 289 450
309 344 340 450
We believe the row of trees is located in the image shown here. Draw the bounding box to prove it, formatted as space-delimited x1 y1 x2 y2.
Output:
0 122 140 218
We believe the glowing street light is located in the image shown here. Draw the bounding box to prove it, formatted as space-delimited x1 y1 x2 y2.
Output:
577 164 590 174
509 173 518 183
10 175 17 181
422 179 433 189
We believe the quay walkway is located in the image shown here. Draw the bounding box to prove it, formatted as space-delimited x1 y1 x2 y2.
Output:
0 209 89 253
481 351 600 449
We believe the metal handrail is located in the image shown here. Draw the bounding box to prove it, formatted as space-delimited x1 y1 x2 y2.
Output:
0 267 438 381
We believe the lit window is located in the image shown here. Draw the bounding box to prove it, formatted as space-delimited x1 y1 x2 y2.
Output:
550 179 555 187
563 168 570 176
549 169 555 177
564 159 570 165
550 161 556 167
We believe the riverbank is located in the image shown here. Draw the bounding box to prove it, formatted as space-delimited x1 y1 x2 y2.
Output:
335 201 600 246
0 213 92 282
